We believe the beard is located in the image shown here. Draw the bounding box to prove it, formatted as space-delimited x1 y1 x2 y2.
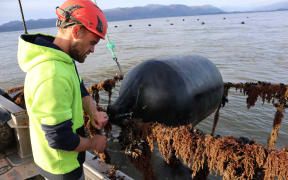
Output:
69 43 86 63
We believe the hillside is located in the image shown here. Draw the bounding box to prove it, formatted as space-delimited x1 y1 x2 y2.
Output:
254 1 288 11
0 4 224 32
104 4 224 21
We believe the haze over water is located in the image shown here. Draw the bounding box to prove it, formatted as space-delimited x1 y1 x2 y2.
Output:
0 10 287 179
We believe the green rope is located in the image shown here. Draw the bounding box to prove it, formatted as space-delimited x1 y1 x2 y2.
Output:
93 0 123 76
106 34 123 76
106 34 117 60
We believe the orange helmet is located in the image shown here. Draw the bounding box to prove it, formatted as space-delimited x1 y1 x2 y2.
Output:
56 0 107 39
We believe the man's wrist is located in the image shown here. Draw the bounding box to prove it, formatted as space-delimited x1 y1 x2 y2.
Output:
88 138 93 150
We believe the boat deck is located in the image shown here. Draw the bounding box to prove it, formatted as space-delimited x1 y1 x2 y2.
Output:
0 150 133 180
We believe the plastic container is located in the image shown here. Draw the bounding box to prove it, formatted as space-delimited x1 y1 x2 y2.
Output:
7 120 32 158
11 111 29 126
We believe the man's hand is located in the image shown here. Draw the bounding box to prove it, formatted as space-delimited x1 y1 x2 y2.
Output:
92 111 109 130
90 134 107 153
82 96 109 130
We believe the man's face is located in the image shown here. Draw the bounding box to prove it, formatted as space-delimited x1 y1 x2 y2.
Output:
70 27 101 63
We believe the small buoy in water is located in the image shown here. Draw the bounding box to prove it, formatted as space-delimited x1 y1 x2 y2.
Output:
129 24 132 27
182 19 185 21
170 23 174 25
223 17 226 20
241 21 245 24
201 22 205 25
114 25 118 28
197 19 200 21
148 24 151 26
246 17 249 18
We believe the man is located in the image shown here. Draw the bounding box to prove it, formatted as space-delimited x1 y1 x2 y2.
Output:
18 0 109 179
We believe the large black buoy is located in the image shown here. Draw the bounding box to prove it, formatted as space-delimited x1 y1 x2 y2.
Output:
108 55 224 127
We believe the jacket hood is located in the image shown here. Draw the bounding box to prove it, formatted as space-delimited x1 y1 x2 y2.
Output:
18 33 73 72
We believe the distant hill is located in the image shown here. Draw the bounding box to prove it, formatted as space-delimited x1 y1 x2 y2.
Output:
0 19 57 33
254 1 288 11
104 4 224 21
0 4 224 32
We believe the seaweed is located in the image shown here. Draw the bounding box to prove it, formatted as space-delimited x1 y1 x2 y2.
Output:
84 75 123 163
223 82 288 148
268 104 284 148
84 109 112 164
223 82 288 108
87 75 123 105
119 121 288 180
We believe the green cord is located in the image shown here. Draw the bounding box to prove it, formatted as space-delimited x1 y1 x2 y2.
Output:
105 34 123 76
91 0 122 76
106 34 117 60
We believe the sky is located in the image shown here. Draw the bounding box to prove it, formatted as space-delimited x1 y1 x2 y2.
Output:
0 0 285 25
